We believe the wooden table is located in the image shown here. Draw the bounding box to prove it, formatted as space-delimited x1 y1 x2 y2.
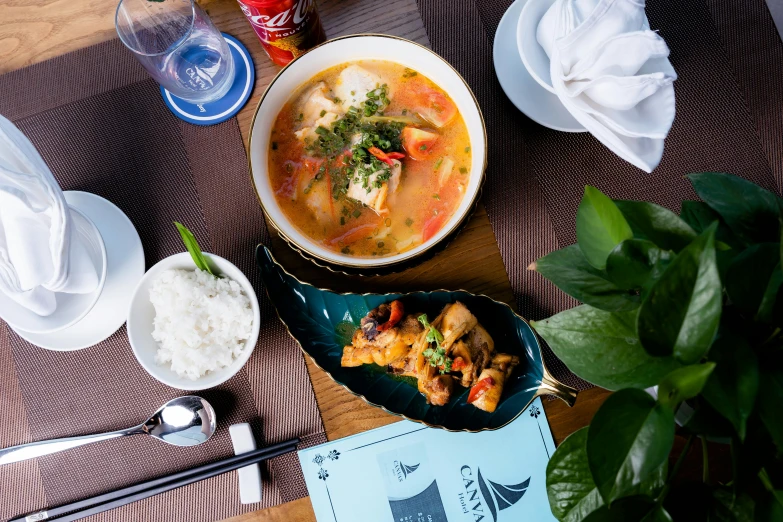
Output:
0 0 612 519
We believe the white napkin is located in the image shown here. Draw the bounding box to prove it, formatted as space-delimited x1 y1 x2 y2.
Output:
0 115 99 316
537 0 677 172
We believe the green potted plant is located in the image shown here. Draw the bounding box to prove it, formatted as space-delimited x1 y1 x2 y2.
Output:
529 173 782 521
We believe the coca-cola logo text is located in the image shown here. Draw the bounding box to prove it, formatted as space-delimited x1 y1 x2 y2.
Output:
240 0 314 33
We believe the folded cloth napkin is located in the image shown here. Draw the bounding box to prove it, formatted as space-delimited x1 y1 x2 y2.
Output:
537 0 676 172
0 115 99 316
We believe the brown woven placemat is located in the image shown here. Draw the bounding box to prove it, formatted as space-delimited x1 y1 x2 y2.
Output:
0 38 326 522
416 0 783 390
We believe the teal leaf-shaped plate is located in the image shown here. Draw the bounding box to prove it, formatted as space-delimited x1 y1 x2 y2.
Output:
257 246 577 432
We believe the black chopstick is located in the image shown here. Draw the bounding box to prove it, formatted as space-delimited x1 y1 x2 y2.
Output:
11 438 299 522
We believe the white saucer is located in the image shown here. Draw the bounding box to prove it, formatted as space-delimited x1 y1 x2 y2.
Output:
13 192 145 351
493 0 586 133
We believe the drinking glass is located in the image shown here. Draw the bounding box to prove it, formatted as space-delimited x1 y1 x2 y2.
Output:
116 0 236 104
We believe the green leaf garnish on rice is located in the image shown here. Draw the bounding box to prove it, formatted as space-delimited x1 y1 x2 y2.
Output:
174 222 214 276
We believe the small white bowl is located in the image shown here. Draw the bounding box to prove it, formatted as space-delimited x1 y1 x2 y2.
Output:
0 206 108 334
249 34 487 270
517 0 557 94
127 252 261 391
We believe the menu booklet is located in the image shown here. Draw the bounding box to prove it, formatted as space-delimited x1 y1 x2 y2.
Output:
298 398 557 522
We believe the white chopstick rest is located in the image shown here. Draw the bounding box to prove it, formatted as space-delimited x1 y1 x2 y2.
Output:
228 423 263 504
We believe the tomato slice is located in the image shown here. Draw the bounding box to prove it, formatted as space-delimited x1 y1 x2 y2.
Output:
416 88 457 128
325 223 377 247
467 376 495 404
422 212 447 242
401 127 439 161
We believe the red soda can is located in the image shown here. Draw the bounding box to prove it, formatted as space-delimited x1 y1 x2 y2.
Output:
237 0 326 66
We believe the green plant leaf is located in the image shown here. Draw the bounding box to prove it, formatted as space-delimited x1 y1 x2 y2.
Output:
174 221 214 275
640 505 673 522
701 330 759 440
688 172 782 244
756 491 783 522
605 239 673 291
546 427 667 522
531 307 681 390
758 366 783 450
680 200 744 249
533 245 639 312
587 388 676 503
725 243 782 325
546 428 605 522
637 223 722 363
576 186 634 269
657 363 716 410
614 200 697 252
710 488 754 522
581 496 658 522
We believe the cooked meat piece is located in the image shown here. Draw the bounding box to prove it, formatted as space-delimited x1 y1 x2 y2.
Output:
294 82 343 141
449 339 492 388
419 374 454 406
341 305 423 369
469 368 505 413
341 344 373 367
388 349 417 377
346 160 401 215
465 324 494 353
333 65 388 112
468 352 520 413
439 302 478 348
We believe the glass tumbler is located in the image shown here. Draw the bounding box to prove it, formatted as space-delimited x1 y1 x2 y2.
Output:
116 0 236 104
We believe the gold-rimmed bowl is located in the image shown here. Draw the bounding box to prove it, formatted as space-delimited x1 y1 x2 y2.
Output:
248 34 487 272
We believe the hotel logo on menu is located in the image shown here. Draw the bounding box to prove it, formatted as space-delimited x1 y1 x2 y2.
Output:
459 466 530 522
393 460 420 482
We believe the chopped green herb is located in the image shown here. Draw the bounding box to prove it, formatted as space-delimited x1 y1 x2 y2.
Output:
433 194 440 200
320 109 327 117
419 144 427 151
333 97 342 104
340 216 345 225
402 68 418 78
418 314 451 373
434 157 443 170
351 90 356 96
465 146 470 153
353 209 362 218
405 217 414 227
297 113 304 121
341 246 351 254
459 166 468 174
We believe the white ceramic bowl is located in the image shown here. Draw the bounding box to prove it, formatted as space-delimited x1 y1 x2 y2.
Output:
127 252 261 391
0 207 108 334
249 34 487 270
517 0 557 94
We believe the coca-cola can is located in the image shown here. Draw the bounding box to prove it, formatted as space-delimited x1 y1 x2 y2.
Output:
237 0 326 67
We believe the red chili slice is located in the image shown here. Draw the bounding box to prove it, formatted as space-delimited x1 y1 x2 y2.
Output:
467 376 495 404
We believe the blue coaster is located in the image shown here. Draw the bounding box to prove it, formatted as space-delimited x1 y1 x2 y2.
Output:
160 33 255 126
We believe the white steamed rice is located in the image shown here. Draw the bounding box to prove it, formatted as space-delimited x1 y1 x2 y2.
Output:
149 268 253 380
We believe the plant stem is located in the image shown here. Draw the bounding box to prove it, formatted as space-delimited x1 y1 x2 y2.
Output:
730 437 739 497
657 434 695 505
759 468 783 507
700 436 709 484
761 327 781 347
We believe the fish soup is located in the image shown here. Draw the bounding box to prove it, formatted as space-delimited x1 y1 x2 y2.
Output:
268 60 472 258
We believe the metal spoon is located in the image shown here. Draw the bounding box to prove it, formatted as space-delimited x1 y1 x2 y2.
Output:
0 396 216 465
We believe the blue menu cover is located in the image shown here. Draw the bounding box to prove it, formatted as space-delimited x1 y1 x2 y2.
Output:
298 398 557 522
